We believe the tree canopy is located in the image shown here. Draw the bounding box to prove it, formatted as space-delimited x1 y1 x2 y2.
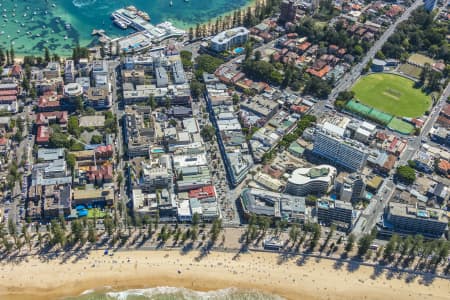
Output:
396 165 416 184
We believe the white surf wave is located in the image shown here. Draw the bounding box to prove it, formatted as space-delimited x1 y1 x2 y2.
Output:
106 286 239 299
72 0 97 8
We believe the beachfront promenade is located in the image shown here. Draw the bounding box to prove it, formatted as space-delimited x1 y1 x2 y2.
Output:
1 244 449 300
1 225 449 283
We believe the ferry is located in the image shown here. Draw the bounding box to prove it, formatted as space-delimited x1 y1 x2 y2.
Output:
126 6 137 12
113 19 128 29
137 10 150 21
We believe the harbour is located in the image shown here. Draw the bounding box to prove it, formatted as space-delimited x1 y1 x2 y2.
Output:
0 0 250 56
97 6 185 54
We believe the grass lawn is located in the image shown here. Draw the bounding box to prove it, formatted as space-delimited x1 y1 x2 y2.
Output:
87 208 106 219
398 64 422 79
408 53 435 66
352 73 431 118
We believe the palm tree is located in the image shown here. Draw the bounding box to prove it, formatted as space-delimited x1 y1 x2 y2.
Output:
289 224 300 246
22 226 31 252
87 221 96 244
8 219 17 244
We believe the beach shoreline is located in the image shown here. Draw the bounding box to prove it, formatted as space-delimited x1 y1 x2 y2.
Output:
0 249 448 300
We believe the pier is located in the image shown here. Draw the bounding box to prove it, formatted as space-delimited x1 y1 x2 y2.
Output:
105 6 185 53
92 29 111 43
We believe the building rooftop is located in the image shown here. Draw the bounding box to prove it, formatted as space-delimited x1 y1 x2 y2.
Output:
288 165 336 186
211 27 249 45
388 202 448 223
38 148 65 162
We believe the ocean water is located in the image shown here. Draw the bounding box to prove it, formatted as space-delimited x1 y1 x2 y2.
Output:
65 286 285 300
0 0 251 56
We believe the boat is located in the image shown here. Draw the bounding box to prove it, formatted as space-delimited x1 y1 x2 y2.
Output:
64 36 68 40
52 4 56 7
113 19 128 29
137 10 150 21
170 1 173 7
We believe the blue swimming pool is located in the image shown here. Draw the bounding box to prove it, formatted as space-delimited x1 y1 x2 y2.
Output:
151 148 165 153
234 47 244 54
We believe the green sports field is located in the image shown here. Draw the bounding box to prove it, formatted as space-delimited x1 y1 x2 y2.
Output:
352 73 431 118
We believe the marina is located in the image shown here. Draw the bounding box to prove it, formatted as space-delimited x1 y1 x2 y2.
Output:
103 6 185 54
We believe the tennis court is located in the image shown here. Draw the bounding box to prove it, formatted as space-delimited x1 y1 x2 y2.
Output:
368 108 393 125
387 117 414 135
346 100 372 115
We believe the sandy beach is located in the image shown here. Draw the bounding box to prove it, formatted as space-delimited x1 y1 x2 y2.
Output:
0 249 448 300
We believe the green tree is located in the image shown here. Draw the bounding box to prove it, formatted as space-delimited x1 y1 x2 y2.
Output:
195 55 224 74
90 135 103 144
357 234 374 257
232 93 240 105
44 47 51 63
200 125 215 141
396 165 416 184
192 212 200 226
68 116 80 137
180 50 193 69
148 95 156 110
66 152 76 173
87 221 96 244
345 234 355 252
9 44 14 64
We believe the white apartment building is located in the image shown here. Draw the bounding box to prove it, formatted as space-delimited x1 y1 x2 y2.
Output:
285 165 337 196
210 27 249 52
313 123 369 172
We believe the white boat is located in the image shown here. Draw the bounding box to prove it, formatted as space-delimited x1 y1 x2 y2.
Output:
170 1 173 7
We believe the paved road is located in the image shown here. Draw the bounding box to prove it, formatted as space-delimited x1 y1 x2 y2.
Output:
354 82 450 237
328 0 423 101
399 82 450 164
109 60 129 227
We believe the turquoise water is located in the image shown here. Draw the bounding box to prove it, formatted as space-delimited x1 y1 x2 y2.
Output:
233 47 244 54
64 286 285 300
0 0 251 56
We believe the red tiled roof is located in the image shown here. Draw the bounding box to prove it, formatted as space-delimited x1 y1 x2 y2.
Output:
0 90 17 96
87 164 113 183
376 132 388 141
306 65 331 78
437 115 450 128
297 42 311 51
0 96 17 102
441 104 450 118
438 159 450 171
188 185 216 199
0 137 8 145
35 111 68 125
36 126 50 143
